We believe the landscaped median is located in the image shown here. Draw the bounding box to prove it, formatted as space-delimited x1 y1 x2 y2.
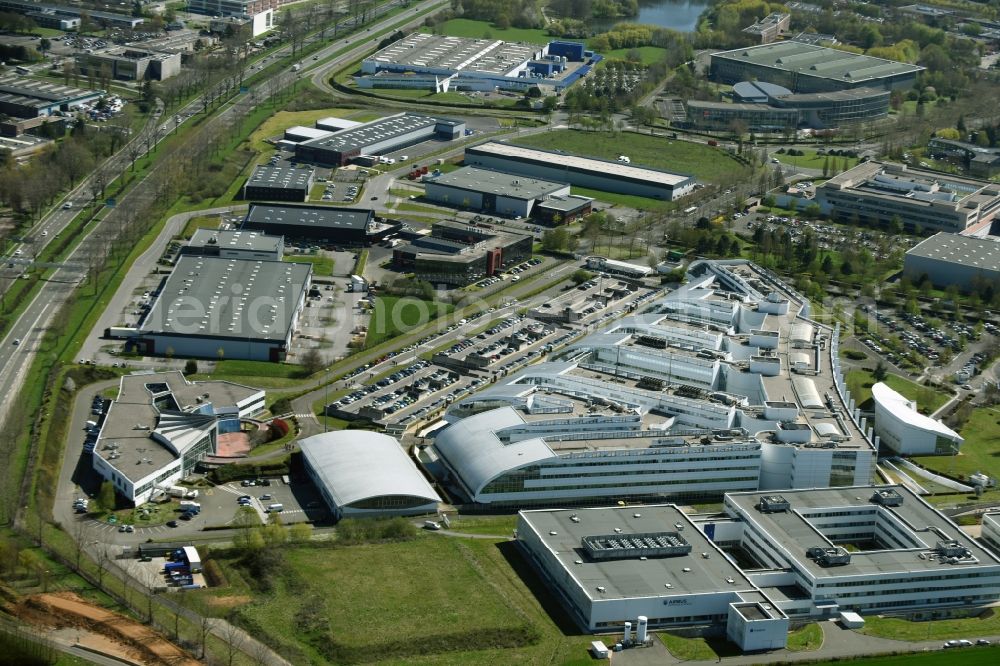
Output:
859 610 1000 641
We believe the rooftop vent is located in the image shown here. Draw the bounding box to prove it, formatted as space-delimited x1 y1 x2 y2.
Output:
758 495 790 513
871 488 904 506
806 546 851 567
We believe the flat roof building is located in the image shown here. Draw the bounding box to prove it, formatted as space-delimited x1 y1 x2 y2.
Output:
903 232 1000 291
817 161 1000 233
0 1 143 28
242 163 314 202
466 141 697 201
90 371 265 504
136 255 311 362
743 13 791 44
184 230 284 261
392 220 532 285
435 260 877 507
186 0 276 36
295 112 465 166
0 76 103 119
75 49 182 81
423 167 571 218
710 42 924 93
242 203 396 245
300 431 441 520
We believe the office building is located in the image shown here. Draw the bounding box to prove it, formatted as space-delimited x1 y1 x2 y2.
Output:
817 161 1000 233
90 371 265 504
518 485 1000 645
434 260 878 507
183 230 284 261
586 256 654 279
927 137 1000 177
0 76 103 119
983 511 1000 554
710 42 924 93
75 49 182 81
136 255 311 362
422 167 570 218
870 382 963 455
743 13 791 44
242 163 314 202
241 203 398 245
392 220 532 286
300 431 441 520
295 112 465 166
465 142 697 201
903 232 1000 291
0 1 143 28
686 82 889 131
186 0 276 36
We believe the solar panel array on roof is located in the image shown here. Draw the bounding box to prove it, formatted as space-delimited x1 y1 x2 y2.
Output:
246 164 313 190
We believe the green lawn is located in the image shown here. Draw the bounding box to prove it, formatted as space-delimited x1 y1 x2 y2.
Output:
775 149 861 172
844 369 951 414
657 632 718 660
913 407 1000 481
248 107 363 152
198 536 597 665
367 296 453 348
787 622 823 651
423 18 551 44
809 650 1000 666
179 215 222 239
860 609 1000 641
602 46 668 65
569 184 673 210
285 253 334 276
511 130 750 185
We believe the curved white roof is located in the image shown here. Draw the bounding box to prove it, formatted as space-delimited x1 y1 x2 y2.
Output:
299 431 440 508
871 382 962 442
789 321 815 343
793 376 824 409
434 407 556 500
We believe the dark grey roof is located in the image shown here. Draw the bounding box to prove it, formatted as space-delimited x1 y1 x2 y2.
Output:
299 112 460 154
244 203 373 231
245 164 313 191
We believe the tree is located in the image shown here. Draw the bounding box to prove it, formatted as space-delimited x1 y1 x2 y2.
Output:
873 361 888 382
97 480 115 512
300 347 325 376
184 359 198 375
541 227 577 253
570 269 593 284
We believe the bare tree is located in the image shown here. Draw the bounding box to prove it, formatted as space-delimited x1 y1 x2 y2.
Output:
221 617 246 666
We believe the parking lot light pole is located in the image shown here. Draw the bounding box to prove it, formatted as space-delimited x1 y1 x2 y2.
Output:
324 367 330 433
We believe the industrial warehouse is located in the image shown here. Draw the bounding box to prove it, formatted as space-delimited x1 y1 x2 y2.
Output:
903 232 1000 291
518 485 1000 644
392 220 532 285
182 230 284 261
434 260 877 507
135 254 311 362
241 163 315 201
709 42 924 92
686 81 890 131
90 371 265 504
357 33 591 92
465 142 697 201
241 203 399 244
295 112 465 166
74 48 182 81
816 161 1000 233
422 166 588 219
0 76 103 119
299 431 441 520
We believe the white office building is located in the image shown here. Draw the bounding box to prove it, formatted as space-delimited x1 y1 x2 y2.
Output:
435 260 877 507
870 382 962 455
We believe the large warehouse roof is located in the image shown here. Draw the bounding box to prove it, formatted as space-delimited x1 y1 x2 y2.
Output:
0 76 101 111
906 232 1000 271
244 203 373 232
427 166 568 200
188 230 284 254
299 431 440 508
299 112 461 154
141 255 310 341
469 141 692 187
245 164 313 191
366 32 538 75
711 42 924 83
871 382 962 442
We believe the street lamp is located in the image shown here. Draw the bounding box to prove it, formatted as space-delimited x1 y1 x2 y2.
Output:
324 367 331 433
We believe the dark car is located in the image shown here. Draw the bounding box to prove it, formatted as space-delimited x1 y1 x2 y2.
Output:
166 520 178 528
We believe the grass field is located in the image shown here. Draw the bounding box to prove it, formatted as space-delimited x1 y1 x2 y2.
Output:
810 649 999 666
657 632 719 660
913 407 1000 480
191 359 309 388
787 622 823 651
860 609 1000 641
179 215 222 239
285 253 334 276
423 18 551 44
200 536 597 665
367 296 453 348
511 130 750 185
602 46 668 65
844 369 950 414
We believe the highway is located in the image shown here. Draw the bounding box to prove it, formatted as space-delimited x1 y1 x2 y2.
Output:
0 0 451 455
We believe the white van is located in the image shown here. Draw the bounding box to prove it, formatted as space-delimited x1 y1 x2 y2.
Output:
85 420 98 429
267 503 284 512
